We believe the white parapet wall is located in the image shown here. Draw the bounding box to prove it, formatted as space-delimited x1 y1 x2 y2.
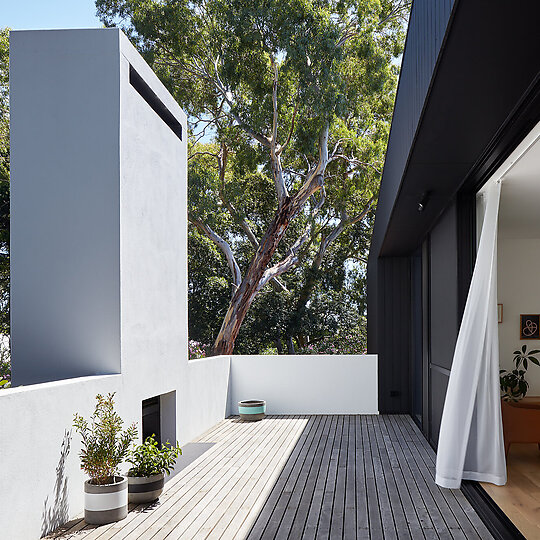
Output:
229 355 378 415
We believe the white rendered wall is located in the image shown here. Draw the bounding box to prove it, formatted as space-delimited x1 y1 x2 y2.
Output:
498 238 540 394
0 29 223 540
229 355 378 414
10 29 123 384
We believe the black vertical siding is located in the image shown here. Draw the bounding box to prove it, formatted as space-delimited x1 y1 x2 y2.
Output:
368 0 456 358
368 1 456 415
377 257 411 413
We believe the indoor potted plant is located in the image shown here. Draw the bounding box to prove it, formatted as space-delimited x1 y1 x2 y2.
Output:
500 345 540 401
126 435 182 503
73 393 137 525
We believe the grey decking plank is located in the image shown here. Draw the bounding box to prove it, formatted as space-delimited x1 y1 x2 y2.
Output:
246 415 321 540
329 415 349 540
301 416 340 540
381 415 438 540
378 415 427 539
286 416 335 540
273 415 329 540
355 415 370 540
399 415 493 540
362 415 384 540
317 415 345 539
386 415 453 540
391 415 467 540
367 416 398 540
49 415 494 540
343 415 357 540
394 415 477 540
372 416 414 540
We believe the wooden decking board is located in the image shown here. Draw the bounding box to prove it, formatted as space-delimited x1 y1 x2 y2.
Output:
168 415 306 540
300 415 341 540
142 416 300 540
385 416 454 539
260 415 324 540
210 416 312 540
49 415 492 540
361 415 384 539
273 416 332 540
378 415 426 539
354 416 370 540
390 416 478 540
193 415 308 540
371 414 413 540
367 416 398 540
245 415 322 540
285 415 336 540
395 417 480 540
379 416 434 540
115 416 292 540
400 416 493 540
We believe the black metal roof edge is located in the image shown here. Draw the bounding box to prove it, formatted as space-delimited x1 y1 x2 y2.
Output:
461 480 526 540
370 0 461 261
459 72 540 196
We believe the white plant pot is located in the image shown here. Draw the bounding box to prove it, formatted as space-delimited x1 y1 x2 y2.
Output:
84 476 128 525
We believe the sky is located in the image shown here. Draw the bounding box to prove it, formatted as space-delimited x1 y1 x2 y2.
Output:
1 0 102 31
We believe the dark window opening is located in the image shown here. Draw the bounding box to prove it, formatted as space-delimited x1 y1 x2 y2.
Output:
129 65 183 141
142 396 161 446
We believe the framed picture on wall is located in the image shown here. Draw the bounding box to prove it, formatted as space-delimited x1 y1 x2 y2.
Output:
520 314 540 339
498 304 503 323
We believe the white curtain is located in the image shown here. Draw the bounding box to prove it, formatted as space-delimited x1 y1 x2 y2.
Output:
435 181 507 489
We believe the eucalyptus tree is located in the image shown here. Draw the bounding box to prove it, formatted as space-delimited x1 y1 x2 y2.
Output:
97 0 408 354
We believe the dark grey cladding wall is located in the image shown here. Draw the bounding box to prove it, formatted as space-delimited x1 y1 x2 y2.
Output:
371 0 455 251
368 0 455 411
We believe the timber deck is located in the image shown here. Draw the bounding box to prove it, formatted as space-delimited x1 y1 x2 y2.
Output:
49 415 493 539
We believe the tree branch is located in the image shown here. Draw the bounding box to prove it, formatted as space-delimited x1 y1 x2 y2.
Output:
188 214 242 290
269 55 289 205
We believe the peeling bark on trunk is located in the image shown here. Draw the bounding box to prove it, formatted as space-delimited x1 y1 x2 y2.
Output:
212 198 296 355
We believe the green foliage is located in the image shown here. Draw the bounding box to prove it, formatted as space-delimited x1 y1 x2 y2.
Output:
500 345 540 401
97 0 408 352
0 29 9 344
127 435 182 477
73 393 138 485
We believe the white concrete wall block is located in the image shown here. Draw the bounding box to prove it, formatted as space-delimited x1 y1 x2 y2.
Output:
10 29 123 385
180 356 231 444
230 355 378 415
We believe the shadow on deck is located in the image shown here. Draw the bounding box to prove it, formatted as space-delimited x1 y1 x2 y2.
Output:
47 415 492 539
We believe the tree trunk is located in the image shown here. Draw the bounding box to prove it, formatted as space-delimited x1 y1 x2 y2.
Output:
286 336 296 354
212 198 295 355
275 338 283 354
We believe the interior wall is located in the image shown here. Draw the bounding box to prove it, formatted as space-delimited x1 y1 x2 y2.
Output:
498 238 540 394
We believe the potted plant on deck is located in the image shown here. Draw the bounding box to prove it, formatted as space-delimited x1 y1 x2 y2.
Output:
73 393 137 525
500 345 540 401
126 435 182 503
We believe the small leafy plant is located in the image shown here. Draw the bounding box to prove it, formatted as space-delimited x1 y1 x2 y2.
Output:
73 393 137 485
127 435 182 477
500 345 540 401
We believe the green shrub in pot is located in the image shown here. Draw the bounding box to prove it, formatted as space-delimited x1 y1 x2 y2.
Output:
500 345 540 402
73 393 137 524
126 435 182 503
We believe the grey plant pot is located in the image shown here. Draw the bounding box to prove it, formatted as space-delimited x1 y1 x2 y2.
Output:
238 399 266 421
84 476 128 525
127 472 165 503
